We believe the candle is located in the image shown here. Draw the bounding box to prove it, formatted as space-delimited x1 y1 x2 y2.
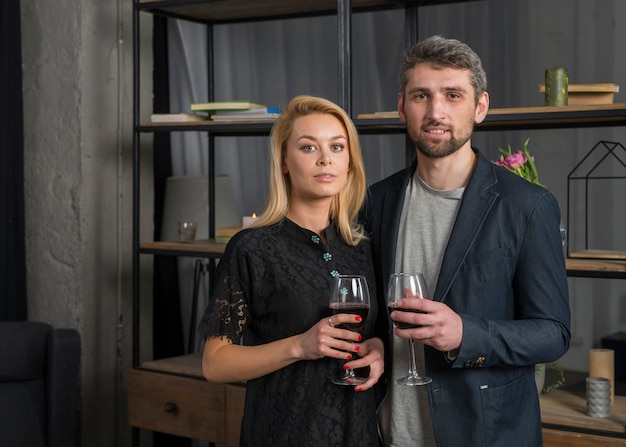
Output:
544 67 568 106
242 213 258 229
590 348 614 404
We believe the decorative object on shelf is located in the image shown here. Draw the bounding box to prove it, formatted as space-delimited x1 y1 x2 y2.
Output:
535 362 566 394
586 377 611 418
178 221 198 242
494 137 544 187
242 213 258 229
538 83 620 106
544 67 568 106
589 348 615 404
566 141 626 257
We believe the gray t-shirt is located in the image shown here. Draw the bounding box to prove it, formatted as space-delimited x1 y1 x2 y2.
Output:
379 171 463 447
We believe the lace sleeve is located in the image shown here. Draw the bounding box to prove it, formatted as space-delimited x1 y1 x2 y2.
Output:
198 276 249 343
197 236 253 344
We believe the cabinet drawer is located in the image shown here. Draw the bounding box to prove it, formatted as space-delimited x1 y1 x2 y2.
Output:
128 368 244 444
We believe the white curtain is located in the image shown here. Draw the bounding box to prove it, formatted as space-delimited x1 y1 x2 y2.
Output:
165 0 626 375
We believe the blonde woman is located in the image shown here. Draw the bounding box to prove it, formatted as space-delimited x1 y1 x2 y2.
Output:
199 95 385 447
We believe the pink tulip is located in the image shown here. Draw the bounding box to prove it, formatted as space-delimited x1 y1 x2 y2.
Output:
503 151 525 170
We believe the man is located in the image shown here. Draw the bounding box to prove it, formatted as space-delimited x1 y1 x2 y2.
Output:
360 35 571 446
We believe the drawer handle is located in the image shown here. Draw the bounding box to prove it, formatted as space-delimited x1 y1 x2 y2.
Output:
164 402 178 413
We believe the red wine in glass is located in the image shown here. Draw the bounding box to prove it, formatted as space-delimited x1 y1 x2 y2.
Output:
386 272 432 386
328 275 370 386
330 302 369 331
387 304 425 329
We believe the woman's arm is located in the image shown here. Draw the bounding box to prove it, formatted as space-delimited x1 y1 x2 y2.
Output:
202 313 365 383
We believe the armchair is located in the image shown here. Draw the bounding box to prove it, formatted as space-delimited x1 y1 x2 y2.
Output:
0 321 81 447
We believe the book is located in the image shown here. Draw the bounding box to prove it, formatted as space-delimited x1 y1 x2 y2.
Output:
212 109 281 121
215 226 242 244
213 107 282 116
212 114 281 121
190 100 267 112
538 83 620 106
150 113 208 123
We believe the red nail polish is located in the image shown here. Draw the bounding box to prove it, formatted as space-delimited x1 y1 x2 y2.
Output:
357 335 363 341
355 316 362 322
343 364 350 370
354 346 360 351
347 354 352 360
355 387 362 392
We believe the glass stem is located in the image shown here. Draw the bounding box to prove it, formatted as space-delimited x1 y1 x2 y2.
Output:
408 339 418 377
345 365 356 379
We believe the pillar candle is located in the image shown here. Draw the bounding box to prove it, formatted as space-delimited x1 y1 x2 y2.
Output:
242 213 258 229
544 67 568 106
590 348 614 404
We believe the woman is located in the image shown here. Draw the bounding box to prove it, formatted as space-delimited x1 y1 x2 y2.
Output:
198 95 385 446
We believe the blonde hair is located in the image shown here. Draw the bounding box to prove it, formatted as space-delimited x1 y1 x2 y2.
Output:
254 95 367 246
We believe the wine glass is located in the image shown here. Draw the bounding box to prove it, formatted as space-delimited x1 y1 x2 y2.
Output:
387 272 432 386
328 274 370 386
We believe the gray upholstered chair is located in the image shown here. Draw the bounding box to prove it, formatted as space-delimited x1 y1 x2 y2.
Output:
0 321 80 447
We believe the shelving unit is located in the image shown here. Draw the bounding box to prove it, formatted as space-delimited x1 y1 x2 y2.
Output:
130 1 626 444
132 2 481 444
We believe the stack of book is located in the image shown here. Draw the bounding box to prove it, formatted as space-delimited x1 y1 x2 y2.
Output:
190 100 281 121
150 113 208 123
215 226 241 244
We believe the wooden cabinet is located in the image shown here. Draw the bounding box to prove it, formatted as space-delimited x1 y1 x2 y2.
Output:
128 354 245 446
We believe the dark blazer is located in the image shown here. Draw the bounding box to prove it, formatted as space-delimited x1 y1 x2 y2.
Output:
360 149 571 447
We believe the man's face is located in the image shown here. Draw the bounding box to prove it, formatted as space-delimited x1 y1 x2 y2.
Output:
397 63 489 159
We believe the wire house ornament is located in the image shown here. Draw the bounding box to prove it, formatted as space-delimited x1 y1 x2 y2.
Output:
566 141 626 257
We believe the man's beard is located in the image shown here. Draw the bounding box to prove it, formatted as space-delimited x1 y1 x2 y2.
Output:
407 120 473 159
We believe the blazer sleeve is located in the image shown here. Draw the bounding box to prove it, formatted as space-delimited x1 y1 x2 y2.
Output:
452 190 571 368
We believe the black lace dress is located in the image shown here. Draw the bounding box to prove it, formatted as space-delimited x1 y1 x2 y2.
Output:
198 218 382 447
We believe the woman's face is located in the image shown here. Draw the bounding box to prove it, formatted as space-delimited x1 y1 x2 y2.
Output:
282 113 350 204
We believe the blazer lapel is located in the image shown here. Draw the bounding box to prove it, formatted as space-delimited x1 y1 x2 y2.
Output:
380 165 414 288
434 152 500 302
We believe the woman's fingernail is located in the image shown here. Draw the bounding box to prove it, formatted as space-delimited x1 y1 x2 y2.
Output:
343 364 350 370
357 335 363 341
355 316 362 322
347 354 352 360
355 387 362 392
354 346 360 351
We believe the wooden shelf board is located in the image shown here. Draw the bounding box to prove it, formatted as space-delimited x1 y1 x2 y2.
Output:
356 103 626 132
139 104 626 134
565 257 626 275
541 390 626 437
569 250 626 260
137 244 626 274
142 352 204 378
140 240 227 256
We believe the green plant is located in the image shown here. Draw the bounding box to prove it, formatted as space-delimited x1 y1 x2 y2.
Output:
494 138 545 187
536 361 566 394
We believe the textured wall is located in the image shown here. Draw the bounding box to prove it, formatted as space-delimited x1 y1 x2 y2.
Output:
20 1 152 445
